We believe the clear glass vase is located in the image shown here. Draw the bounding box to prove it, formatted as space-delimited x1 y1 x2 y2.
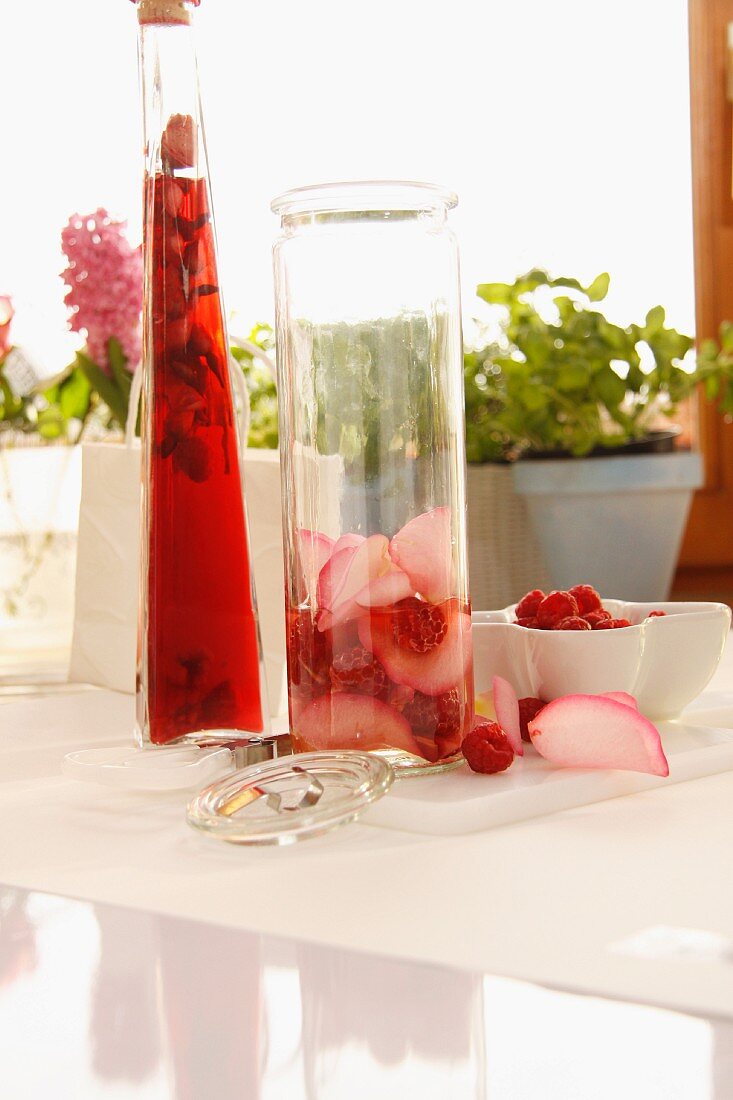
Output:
133 0 268 746
272 182 473 774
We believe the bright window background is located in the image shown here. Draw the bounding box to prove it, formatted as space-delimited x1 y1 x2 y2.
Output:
1 0 693 378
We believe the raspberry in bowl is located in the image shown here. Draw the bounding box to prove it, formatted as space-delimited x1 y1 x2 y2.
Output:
472 585 730 720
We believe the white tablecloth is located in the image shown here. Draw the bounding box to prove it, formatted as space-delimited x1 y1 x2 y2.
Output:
1 652 733 1021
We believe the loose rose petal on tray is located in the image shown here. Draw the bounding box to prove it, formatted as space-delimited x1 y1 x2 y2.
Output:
492 675 523 755
528 694 669 776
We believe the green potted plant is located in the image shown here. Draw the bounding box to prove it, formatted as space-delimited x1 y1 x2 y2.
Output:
463 338 550 610
466 269 733 602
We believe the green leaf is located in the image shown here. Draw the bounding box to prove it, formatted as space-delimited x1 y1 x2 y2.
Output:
59 367 92 420
594 367 627 408
556 364 589 390
644 305 666 336
585 272 610 302
36 407 65 440
699 338 719 360
546 274 584 289
720 322 733 354
516 270 552 294
76 350 129 429
107 338 132 405
476 282 512 305
518 385 547 412
520 330 551 367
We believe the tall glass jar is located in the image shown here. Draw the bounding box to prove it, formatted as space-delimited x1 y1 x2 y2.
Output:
272 182 473 774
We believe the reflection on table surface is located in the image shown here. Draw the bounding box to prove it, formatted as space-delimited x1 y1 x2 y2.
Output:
0 884 729 1099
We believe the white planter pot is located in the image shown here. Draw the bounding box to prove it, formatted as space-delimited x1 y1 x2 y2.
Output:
466 463 550 611
0 444 82 674
69 442 289 719
512 451 703 602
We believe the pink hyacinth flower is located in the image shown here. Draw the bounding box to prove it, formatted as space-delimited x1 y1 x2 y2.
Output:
61 209 142 373
0 295 14 357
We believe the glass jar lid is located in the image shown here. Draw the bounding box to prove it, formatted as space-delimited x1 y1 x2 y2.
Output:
186 750 394 845
271 180 458 219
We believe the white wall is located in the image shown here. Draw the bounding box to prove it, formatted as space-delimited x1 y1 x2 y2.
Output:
1 0 693 377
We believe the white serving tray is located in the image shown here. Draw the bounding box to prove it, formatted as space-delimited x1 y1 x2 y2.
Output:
365 706 733 836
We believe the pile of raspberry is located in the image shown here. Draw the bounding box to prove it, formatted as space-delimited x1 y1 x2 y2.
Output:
513 585 666 631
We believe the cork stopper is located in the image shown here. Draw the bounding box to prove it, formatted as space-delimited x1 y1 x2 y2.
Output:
134 0 199 25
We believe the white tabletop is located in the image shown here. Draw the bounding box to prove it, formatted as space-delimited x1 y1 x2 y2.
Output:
1 650 732 1030
2 884 728 1100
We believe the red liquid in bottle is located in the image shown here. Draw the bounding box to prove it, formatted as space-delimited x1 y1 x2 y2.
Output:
144 169 263 744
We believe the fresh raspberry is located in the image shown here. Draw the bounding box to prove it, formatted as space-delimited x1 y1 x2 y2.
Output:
553 616 591 630
288 611 329 688
462 718 514 774
404 689 461 738
568 584 602 615
515 589 546 619
330 646 387 697
584 609 612 628
647 610 666 618
594 617 632 630
515 616 539 628
518 697 544 742
536 590 579 629
393 598 448 654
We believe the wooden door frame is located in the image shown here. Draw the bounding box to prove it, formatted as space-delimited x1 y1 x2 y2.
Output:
674 0 733 599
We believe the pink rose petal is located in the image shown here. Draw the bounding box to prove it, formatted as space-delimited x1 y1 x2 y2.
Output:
331 533 366 556
359 599 472 697
355 569 413 608
492 675 523 756
317 545 358 612
317 535 412 629
297 529 335 599
528 694 669 776
600 691 638 711
389 507 455 602
0 294 14 357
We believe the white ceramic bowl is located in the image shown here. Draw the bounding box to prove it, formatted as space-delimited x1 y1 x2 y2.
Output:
472 600 731 720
